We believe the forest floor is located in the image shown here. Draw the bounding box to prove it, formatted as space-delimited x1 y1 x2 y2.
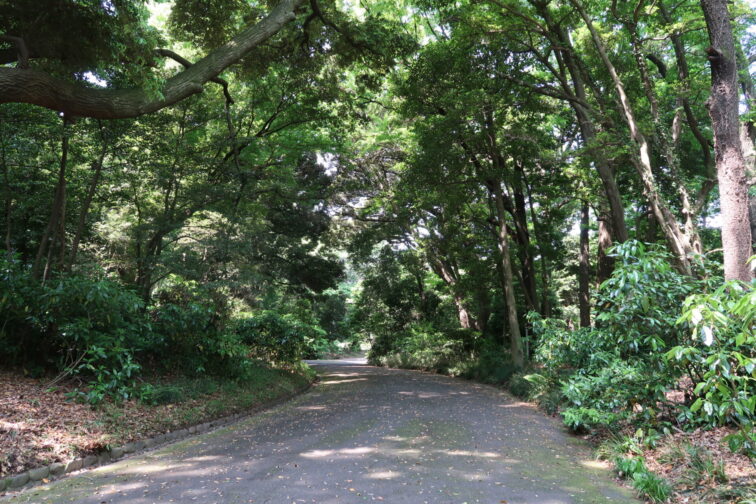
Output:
640 427 755 503
0 366 313 479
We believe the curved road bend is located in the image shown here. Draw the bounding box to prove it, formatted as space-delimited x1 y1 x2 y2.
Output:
3 358 639 504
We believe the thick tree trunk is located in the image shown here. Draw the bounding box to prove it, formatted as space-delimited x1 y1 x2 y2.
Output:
579 203 591 328
492 183 524 368
700 0 753 282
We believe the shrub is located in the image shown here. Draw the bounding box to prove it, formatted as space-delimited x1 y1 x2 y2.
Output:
147 384 186 405
303 337 341 359
369 323 479 372
531 241 708 432
666 280 756 459
0 256 149 402
508 372 533 399
235 310 325 366
456 338 516 384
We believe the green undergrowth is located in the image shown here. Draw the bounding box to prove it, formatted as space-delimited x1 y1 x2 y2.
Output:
597 429 755 504
97 362 315 446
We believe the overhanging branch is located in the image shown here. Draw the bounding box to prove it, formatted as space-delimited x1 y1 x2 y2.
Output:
0 34 29 68
0 0 305 119
156 48 234 105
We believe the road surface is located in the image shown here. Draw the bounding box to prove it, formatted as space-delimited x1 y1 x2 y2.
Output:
2 358 639 503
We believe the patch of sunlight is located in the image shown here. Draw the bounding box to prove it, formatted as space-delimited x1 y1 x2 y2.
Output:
460 472 491 481
445 450 500 458
300 449 334 458
296 405 326 411
184 455 223 462
395 449 420 455
301 447 376 458
580 459 611 470
0 420 29 431
320 378 368 385
365 470 401 480
326 373 362 377
498 402 531 408
115 461 186 474
340 447 375 455
382 435 408 442
95 481 146 496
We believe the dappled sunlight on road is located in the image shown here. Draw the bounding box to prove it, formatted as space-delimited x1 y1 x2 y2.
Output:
320 378 368 385
364 470 401 479
580 459 611 470
3 358 640 504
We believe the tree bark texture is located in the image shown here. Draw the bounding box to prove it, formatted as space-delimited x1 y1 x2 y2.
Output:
32 119 70 281
579 203 591 328
492 182 524 368
700 0 753 281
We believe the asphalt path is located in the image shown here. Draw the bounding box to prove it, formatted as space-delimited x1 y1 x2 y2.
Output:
2 358 639 503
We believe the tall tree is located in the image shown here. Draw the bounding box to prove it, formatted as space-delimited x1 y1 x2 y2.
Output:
700 0 753 281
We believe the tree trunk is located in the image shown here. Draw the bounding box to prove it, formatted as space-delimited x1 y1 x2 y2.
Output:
700 0 753 281
579 202 591 328
492 182 524 368
512 163 538 313
429 254 479 330
571 0 696 274
67 143 107 269
1 133 11 257
627 21 703 254
540 12 629 244
32 118 70 281
597 216 615 285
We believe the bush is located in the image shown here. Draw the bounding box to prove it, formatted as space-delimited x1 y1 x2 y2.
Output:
148 384 186 405
303 337 341 359
531 241 708 432
508 372 534 399
455 338 516 384
0 255 149 402
147 281 251 379
666 280 756 459
234 310 325 366
369 323 479 372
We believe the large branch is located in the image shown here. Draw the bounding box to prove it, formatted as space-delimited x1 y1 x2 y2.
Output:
156 48 234 104
0 0 305 119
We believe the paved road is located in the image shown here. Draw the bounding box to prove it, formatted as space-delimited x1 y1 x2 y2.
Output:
3 358 638 503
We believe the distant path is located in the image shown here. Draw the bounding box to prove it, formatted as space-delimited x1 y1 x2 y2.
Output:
3 358 638 503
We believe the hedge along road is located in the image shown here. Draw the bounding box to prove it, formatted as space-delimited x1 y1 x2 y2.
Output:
2 358 639 504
